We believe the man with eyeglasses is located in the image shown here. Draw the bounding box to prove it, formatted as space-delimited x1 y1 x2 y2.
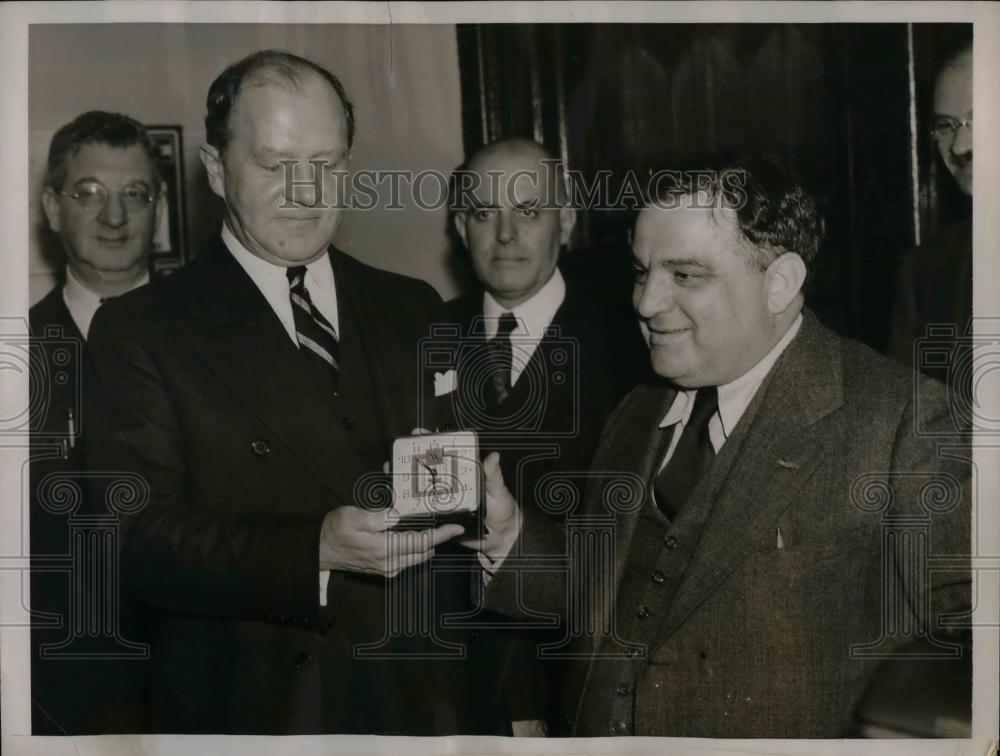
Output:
36 111 163 337
29 110 162 734
888 33 972 389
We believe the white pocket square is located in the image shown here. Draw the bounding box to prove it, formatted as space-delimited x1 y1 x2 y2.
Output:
434 369 458 397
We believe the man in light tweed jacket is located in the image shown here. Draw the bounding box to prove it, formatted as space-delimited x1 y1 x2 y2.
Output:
469 155 971 738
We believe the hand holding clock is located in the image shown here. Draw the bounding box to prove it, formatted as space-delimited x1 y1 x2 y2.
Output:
459 452 521 563
318 506 464 578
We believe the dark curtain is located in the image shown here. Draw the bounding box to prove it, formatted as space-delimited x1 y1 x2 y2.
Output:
456 23 972 352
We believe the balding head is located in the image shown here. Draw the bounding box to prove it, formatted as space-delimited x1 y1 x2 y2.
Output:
452 139 576 308
460 138 569 207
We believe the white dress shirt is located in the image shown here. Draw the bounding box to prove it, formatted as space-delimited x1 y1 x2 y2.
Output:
656 313 804 473
63 265 149 339
477 269 568 586
482 268 566 386
222 225 340 607
222 224 339 340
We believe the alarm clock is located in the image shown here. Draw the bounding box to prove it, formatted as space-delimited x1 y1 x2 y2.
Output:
389 431 481 529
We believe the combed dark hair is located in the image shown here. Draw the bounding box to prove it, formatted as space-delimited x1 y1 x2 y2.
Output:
205 49 356 154
646 154 823 277
45 111 160 190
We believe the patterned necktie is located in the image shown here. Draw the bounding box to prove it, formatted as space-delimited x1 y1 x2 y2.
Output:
488 312 518 407
654 386 719 520
286 266 340 391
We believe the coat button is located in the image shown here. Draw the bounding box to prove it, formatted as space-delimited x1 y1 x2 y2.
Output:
251 440 270 456
635 604 650 619
609 720 628 735
615 683 632 697
665 535 678 549
341 416 354 429
294 652 312 669
650 569 665 584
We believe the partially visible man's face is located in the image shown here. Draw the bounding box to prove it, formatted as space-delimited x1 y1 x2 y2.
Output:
454 145 575 309
632 197 784 387
208 71 350 266
43 142 160 283
933 51 973 195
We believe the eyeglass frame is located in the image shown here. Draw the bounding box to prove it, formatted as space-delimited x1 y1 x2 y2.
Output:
56 180 159 212
929 115 973 142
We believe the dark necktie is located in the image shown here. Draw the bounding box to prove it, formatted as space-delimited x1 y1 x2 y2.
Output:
488 312 518 407
286 266 340 391
654 387 719 520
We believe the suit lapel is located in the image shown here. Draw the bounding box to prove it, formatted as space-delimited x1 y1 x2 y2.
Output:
654 312 844 645
604 383 679 593
569 382 673 671
506 297 579 405
474 297 574 413
185 240 367 503
328 248 391 460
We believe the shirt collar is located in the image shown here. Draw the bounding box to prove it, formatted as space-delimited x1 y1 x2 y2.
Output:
223 223 324 283
482 267 566 340
660 389 694 428
63 265 149 340
659 313 804 436
715 313 803 435
221 224 337 309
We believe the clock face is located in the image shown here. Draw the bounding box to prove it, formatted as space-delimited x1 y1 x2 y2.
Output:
412 447 459 499
391 432 479 519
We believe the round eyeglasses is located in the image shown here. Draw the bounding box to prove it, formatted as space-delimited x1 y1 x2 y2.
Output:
929 116 973 142
59 181 156 212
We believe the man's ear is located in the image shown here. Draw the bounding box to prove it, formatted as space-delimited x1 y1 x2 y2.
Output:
41 187 61 234
452 212 469 248
764 251 807 314
200 144 226 200
558 205 577 246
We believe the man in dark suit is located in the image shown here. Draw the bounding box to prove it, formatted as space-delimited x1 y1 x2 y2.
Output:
473 156 971 737
85 50 485 735
444 139 648 734
447 139 647 502
889 33 972 390
30 111 163 734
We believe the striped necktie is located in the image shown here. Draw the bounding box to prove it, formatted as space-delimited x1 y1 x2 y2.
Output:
488 312 518 407
286 265 340 391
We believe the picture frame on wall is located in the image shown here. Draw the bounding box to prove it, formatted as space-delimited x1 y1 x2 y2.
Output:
145 125 187 276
